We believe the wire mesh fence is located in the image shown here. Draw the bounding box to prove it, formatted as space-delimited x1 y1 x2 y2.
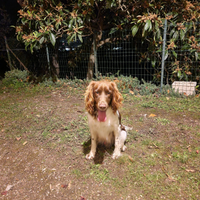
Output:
3 21 200 92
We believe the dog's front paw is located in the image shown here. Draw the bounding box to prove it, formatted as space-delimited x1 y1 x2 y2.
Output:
86 152 95 160
121 145 127 152
112 151 121 159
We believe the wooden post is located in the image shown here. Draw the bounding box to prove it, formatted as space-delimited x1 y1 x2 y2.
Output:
4 36 13 70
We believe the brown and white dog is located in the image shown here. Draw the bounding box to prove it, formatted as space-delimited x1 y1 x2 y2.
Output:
84 80 131 159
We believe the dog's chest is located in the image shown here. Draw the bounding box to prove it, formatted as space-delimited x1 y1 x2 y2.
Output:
88 109 118 133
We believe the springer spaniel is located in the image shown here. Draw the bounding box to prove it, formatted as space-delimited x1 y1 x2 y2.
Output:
85 80 130 159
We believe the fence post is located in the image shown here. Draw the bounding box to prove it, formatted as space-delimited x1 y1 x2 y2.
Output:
160 19 167 92
4 36 13 70
93 33 98 78
45 44 51 77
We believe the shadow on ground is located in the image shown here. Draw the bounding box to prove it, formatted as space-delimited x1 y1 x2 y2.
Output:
82 139 114 164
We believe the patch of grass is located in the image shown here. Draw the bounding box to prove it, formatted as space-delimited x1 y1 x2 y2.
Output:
72 169 82 178
172 151 189 163
42 131 51 138
90 164 110 183
141 101 156 108
0 76 200 200
155 117 170 125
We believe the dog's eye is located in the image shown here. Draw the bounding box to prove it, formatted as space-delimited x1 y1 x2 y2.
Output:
105 91 111 95
95 91 99 94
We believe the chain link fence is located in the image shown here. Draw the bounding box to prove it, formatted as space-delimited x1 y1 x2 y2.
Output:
3 22 200 90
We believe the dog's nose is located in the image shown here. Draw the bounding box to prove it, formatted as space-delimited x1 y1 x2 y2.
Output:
99 103 107 110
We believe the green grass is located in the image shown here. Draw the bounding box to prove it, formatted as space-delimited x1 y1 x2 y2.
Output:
0 78 200 199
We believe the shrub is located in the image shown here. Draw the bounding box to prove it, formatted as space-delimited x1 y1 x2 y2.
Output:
2 69 29 87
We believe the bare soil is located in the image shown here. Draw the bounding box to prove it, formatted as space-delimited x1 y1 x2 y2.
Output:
0 86 200 200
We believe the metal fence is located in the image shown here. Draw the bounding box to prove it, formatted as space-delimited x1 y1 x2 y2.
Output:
3 22 200 89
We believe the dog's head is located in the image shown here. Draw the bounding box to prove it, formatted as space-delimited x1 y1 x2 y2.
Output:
85 80 123 120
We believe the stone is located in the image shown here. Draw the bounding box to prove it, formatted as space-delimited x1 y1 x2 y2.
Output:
172 81 197 96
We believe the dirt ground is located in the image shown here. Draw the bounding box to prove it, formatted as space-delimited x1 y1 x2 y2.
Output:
0 86 200 200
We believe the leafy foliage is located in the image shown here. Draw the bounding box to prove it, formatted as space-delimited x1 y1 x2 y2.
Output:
15 0 129 52
14 0 200 81
2 69 29 87
130 1 200 84
15 0 71 52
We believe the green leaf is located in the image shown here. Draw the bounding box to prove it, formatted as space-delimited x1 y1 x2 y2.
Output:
149 20 152 31
180 29 185 40
172 50 177 58
78 34 83 43
50 33 56 46
156 29 161 40
195 52 199 61
151 58 156 68
30 44 34 53
39 36 45 44
109 27 117 35
164 49 168 60
177 70 181 78
173 31 179 41
132 25 138 37
68 33 76 44
170 28 175 37
155 20 159 30
144 20 151 31
156 47 162 53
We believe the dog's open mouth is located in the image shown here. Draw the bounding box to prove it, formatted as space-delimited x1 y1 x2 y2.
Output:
98 110 106 122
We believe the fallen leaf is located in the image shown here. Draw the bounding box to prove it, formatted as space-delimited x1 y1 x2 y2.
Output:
1 191 7 195
5 185 13 191
166 176 176 182
185 169 195 173
153 143 159 149
77 110 83 113
68 181 71 189
128 155 134 162
23 141 27 145
16 137 21 141
129 90 134 94
61 184 68 188
166 97 169 100
149 114 156 117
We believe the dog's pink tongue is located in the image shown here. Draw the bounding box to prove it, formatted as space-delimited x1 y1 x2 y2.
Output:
98 111 106 122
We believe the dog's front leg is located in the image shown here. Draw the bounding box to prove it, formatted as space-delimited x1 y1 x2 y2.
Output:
86 132 97 160
112 129 121 159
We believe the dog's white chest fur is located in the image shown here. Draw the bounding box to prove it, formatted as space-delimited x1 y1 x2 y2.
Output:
87 107 119 144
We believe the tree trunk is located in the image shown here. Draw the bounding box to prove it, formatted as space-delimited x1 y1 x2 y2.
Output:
87 41 95 80
86 32 102 80
87 35 95 80
52 54 59 77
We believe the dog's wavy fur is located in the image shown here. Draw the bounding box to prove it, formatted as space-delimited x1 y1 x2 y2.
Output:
84 80 127 159
85 80 123 117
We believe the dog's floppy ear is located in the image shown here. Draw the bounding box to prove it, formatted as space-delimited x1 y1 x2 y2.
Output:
85 81 96 116
110 81 123 113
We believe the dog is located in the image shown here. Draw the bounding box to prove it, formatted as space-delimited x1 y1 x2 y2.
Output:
84 80 131 159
